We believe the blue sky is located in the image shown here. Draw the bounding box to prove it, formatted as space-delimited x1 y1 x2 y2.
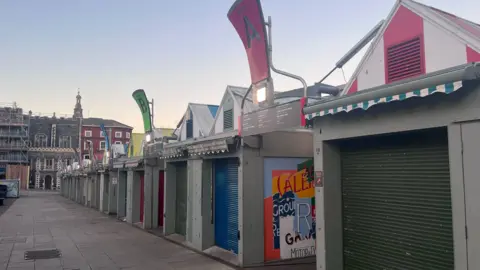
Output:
1 0 478 131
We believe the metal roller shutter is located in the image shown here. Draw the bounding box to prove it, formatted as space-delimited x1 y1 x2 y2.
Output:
175 163 188 236
226 158 239 254
214 158 239 254
140 174 144 223
341 131 454 270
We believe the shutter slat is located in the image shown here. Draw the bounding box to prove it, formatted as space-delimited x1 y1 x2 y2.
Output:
341 135 454 270
175 164 188 236
214 158 239 254
226 158 239 254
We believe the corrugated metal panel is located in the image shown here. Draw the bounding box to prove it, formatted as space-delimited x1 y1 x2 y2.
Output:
214 158 239 254
175 163 188 236
386 36 423 83
341 133 453 270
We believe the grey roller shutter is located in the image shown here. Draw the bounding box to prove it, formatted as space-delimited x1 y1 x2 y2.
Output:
175 163 188 236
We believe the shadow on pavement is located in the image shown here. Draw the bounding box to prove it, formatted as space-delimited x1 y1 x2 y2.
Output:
0 197 16 217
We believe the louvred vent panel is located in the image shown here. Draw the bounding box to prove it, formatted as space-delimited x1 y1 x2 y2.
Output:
386 37 423 83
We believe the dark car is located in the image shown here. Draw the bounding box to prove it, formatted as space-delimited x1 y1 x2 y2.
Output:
0 184 7 205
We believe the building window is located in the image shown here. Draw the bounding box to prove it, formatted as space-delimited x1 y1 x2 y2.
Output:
115 131 122 138
85 130 92 137
34 133 47 147
114 141 122 145
59 136 71 148
100 130 105 137
126 132 130 139
99 141 106 150
45 159 54 170
83 155 90 160
84 140 92 150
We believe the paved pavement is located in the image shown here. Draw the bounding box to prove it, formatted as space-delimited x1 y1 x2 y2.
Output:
0 191 236 270
0 191 316 270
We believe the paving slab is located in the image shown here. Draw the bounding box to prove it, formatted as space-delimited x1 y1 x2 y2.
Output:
0 191 315 270
0 191 236 270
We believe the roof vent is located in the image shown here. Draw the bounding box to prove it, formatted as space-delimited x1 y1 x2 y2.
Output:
386 36 423 83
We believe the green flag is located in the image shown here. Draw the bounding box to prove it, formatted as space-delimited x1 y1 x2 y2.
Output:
132 89 152 132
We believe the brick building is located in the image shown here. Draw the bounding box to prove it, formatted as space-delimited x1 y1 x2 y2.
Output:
27 91 132 189
66 91 133 162
80 118 133 161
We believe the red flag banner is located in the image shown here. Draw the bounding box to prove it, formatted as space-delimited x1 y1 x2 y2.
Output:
228 0 270 85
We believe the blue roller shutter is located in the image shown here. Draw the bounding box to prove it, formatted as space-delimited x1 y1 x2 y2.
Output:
214 158 239 254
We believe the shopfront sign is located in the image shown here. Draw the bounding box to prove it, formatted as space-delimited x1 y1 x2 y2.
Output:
242 100 303 136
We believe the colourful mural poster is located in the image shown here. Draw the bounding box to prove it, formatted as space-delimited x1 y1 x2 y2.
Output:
264 158 315 261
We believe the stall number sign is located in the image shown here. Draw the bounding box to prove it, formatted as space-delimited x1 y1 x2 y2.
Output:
315 171 323 187
111 177 118 185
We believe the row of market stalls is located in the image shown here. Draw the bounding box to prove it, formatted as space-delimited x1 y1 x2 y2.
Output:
59 67 480 270
59 84 319 268
59 60 480 270
59 0 480 269
59 156 149 227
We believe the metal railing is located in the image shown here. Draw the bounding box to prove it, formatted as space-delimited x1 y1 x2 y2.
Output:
0 153 28 162
0 130 28 137
0 118 28 125
0 141 28 149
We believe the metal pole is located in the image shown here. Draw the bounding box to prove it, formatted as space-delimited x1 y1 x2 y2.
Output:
266 16 308 98
150 98 155 129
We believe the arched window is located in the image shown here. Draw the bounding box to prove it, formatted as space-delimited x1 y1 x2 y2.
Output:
34 133 47 147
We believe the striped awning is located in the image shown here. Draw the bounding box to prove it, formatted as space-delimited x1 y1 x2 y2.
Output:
187 138 230 156
112 161 125 169
125 157 143 168
305 81 463 120
160 146 185 159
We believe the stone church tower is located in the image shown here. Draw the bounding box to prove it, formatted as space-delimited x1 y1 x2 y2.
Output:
73 90 83 119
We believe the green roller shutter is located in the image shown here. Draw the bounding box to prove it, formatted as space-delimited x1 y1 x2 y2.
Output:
175 162 188 236
341 132 454 270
